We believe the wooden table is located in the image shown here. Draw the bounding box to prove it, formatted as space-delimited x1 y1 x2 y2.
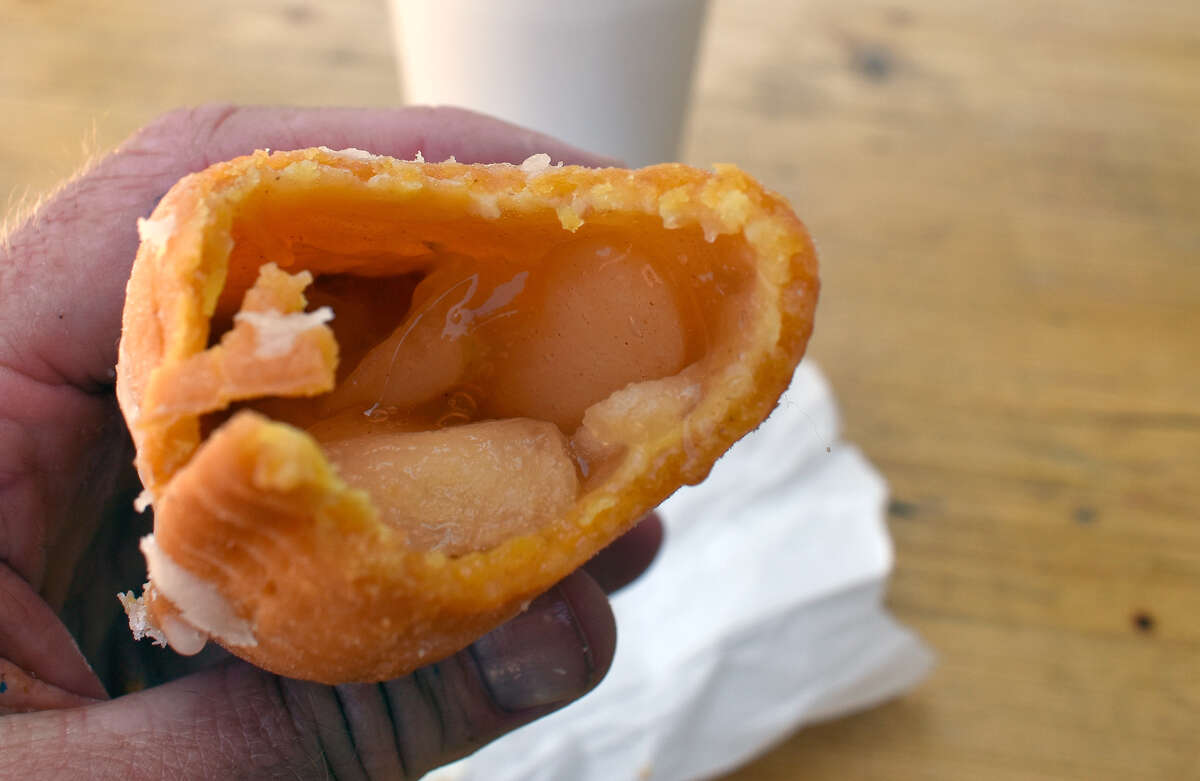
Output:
3 1 1198 778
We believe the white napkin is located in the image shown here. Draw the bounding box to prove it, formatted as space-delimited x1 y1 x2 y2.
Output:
428 362 933 780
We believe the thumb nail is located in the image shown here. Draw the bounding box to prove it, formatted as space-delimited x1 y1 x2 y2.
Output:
469 582 597 712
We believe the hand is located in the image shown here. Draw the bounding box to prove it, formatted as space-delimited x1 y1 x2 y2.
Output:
0 106 663 779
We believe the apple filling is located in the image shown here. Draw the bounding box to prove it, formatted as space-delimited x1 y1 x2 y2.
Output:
198 183 754 556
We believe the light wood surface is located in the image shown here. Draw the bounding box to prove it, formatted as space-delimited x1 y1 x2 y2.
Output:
3 1 1198 778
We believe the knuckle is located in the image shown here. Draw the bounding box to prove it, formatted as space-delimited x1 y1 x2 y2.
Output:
136 103 237 146
122 103 243 173
388 653 511 777
274 676 349 779
279 675 424 780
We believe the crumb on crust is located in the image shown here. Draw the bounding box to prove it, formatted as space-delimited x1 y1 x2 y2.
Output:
118 589 168 647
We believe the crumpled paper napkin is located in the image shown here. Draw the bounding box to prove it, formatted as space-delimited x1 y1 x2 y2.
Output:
428 362 933 780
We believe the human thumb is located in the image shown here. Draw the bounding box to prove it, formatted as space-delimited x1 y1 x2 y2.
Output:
0 570 615 780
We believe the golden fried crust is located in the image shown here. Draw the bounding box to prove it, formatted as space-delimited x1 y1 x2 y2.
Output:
116 147 818 683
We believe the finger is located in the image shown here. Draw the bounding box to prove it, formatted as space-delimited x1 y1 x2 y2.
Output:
0 563 108 702
165 104 623 170
0 659 102 714
1 104 621 391
584 511 665 593
0 569 615 780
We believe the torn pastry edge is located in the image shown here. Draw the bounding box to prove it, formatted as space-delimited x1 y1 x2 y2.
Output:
133 488 154 513
234 306 335 359
117 589 167 648
119 534 259 655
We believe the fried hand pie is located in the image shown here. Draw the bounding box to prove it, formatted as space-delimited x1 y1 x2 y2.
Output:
115 147 818 684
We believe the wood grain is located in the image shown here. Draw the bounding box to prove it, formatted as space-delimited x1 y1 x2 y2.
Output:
691 1 1200 778
2 0 1198 778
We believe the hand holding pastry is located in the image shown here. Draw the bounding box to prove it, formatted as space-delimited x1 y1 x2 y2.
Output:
0 106 669 779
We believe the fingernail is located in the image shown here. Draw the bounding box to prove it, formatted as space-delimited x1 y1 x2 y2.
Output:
470 586 593 712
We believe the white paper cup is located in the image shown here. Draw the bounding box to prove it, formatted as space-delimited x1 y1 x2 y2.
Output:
390 0 710 166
